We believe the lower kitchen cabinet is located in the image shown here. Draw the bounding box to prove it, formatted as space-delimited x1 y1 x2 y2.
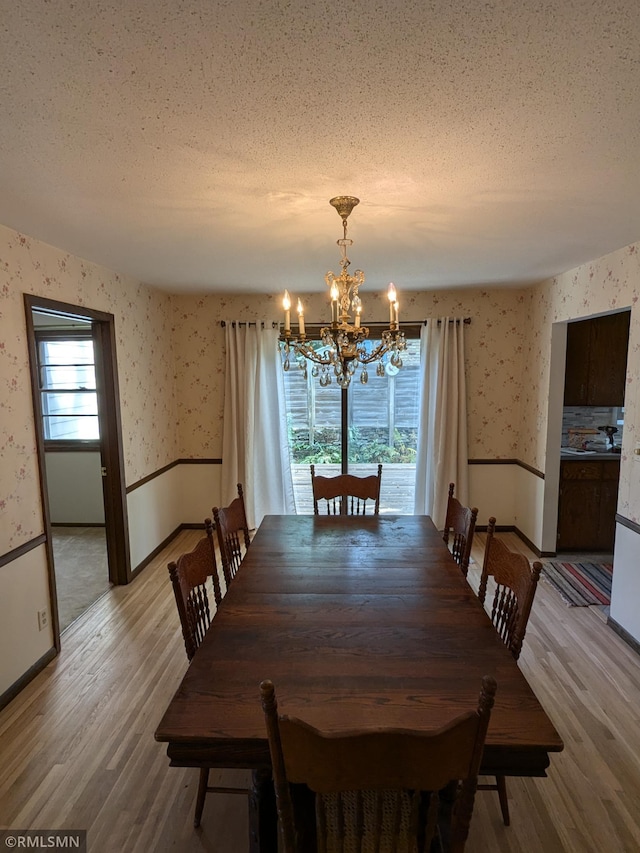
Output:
557 459 620 552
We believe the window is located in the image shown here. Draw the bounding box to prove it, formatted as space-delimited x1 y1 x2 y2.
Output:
36 331 100 442
283 336 421 513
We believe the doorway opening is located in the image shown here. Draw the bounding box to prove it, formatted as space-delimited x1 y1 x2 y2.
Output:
24 295 130 648
543 308 630 615
33 312 110 631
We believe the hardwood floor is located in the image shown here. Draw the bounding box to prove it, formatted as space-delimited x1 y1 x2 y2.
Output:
1 526 639 851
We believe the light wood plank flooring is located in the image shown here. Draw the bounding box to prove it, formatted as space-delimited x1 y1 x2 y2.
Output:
1 527 639 852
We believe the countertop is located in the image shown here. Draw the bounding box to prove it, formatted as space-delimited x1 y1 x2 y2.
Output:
560 449 621 461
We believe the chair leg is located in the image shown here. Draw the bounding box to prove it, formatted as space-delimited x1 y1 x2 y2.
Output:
496 775 510 826
194 767 210 828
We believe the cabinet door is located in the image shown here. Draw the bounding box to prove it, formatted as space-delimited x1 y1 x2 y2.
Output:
587 312 630 405
597 479 618 551
564 320 591 406
596 461 620 551
557 479 601 550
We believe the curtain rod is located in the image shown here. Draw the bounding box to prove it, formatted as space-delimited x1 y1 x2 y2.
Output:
219 321 279 328
320 318 471 329
220 318 471 327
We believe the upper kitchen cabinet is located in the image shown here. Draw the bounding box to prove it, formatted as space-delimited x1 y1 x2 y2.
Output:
564 311 630 406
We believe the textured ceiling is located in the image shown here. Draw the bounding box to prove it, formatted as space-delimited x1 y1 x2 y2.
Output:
1 0 640 295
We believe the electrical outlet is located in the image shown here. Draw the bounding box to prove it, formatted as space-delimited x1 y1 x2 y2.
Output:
37 609 48 631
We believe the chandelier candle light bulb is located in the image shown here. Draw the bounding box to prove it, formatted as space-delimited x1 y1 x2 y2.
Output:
278 196 406 387
283 290 291 333
388 283 398 326
330 282 339 324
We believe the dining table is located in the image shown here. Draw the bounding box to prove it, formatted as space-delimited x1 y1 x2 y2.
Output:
155 513 564 852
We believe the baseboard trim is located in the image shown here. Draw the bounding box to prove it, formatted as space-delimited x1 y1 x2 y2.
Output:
129 522 206 580
514 526 555 558
607 616 640 657
475 524 554 559
0 647 57 712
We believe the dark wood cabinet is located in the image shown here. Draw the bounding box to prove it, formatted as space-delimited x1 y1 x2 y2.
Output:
557 459 620 552
564 312 630 406
563 320 591 406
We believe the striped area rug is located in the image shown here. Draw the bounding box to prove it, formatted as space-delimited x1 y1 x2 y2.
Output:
541 560 613 606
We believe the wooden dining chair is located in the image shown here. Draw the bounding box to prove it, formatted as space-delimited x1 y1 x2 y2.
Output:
168 517 223 661
213 483 252 588
260 675 497 853
168 519 249 828
476 516 543 827
310 464 382 515
442 482 478 577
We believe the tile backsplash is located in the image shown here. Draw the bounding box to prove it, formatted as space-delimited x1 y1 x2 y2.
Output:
562 406 623 448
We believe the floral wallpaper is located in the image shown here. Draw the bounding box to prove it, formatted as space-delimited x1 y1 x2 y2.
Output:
521 242 640 523
172 271 639 525
170 287 530 461
3 215 639 557
0 224 178 553
169 293 283 458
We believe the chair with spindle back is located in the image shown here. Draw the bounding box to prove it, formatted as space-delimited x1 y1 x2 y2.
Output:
442 482 478 577
168 517 222 661
213 483 252 588
260 675 497 853
476 516 543 826
168 518 249 828
310 464 382 515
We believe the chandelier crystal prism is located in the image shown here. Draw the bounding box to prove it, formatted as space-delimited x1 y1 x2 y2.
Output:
279 196 406 388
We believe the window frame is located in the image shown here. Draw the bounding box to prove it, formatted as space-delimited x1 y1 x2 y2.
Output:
35 328 101 450
284 323 422 474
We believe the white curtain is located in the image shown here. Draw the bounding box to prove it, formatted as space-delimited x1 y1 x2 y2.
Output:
221 321 295 529
414 317 469 529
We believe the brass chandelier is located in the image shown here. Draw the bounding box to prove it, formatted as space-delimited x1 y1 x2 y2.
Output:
279 196 406 388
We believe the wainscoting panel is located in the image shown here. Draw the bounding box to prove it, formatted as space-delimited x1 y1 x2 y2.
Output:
610 521 640 645
0 545 52 697
126 461 222 571
468 461 519 528
468 460 547 554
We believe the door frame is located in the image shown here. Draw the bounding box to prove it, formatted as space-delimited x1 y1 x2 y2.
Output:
24 295 130 648
544 309 631 554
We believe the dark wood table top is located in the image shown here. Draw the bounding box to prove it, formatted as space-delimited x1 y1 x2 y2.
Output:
155 514 563 777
